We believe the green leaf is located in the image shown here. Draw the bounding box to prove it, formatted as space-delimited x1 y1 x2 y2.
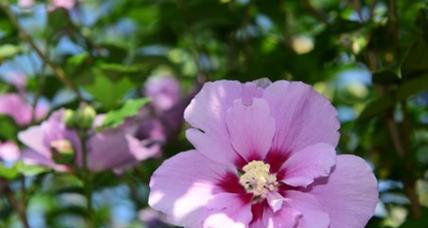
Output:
98 63 142 78
400 207 428 228
372 69 401 85
401 40 428 78
396 74 428 100
0 116 19 141
358 95 394 121
0 164 18 180
101 98 150 128
46 8 72 40
0 44 20 60
15 162 48 176
84 73 134 109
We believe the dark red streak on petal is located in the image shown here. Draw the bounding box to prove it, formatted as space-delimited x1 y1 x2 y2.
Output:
250 201 269 224
216 172 251 203
264 149 289 173
217 172 246 194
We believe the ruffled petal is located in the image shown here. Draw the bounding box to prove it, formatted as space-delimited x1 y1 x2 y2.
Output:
149 150 237 226
21 149 69 172
263 81 340 156
18 124 50 157
184 81 263 167
280 143 336 188
286 190 330 228
308 155 378 228
87 129 133 171
250 203 301 228
225 98 275 161
201 193 252 228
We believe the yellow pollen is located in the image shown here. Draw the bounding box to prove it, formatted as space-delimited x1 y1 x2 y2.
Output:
239 160 278 198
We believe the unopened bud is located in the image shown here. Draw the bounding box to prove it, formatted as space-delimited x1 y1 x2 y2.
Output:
77 105 96 129
63 109 77 128
50 139 75 164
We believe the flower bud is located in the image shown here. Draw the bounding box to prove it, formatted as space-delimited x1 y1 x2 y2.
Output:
50 139 75 164
63 109 77 128
77 105 96 129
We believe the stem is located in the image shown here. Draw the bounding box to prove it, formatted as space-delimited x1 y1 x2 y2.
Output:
384 102 421 218
388 0 400 57
0 3 82 100
301 0 329 24
385 0 421 218
0 181 30 228
78 131 94 227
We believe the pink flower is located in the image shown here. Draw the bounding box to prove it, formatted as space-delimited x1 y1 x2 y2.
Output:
18 110 159 173
121 74 192 147
0 142 20 163
149 80 378 228
144 75 181 112
50 0 75 10
18 0 34 8
0 93 48 126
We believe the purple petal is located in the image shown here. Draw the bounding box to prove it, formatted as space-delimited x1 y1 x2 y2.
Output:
263 81 340 155
225 98 275 161
250 203 301 228
88 128 158 172
18 124 51 157
308 155 378 228
200 193 252 228
21 149 69 171
184 81 262 167
18 110 80 169
0 142 20 162
145 75 181 111
0 94 32 126
149 150 236 226
280 143 336 188
286 190 330 228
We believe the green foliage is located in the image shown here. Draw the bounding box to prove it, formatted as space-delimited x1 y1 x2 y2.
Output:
83 73 135 109
101 98 150 128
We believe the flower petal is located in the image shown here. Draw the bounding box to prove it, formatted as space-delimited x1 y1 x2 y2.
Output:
0 94 32 126
263 81 340 155
88 129 132 171
286 190 330 228
145 74 181 111
308 155 378 228
149 150 235 226
184 81 264 167
250 203 301 228
21 149 69 172
280 143 336 188
225 98 275 161
266 192 285 213
202 193 252 228
0 142 20 162
18 124 50 157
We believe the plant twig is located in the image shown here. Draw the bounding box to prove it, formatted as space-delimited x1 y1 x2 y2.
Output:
78 130 95 227
301 0 329 24
0 3 82 100
0 181 30 228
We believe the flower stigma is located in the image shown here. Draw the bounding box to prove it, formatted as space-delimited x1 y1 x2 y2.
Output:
239 160 278 199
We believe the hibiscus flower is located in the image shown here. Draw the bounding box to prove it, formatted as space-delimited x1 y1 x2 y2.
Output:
149 80 378 228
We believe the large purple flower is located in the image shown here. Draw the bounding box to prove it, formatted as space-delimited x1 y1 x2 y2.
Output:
149 80 378 228
18 110 159 173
